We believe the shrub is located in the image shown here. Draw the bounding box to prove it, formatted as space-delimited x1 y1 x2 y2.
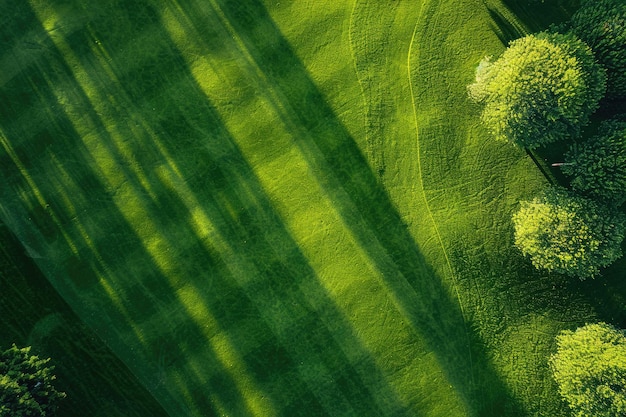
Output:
469 31 606 148
551 322 626 417
569 0 626 98
512 186 625 278
0 344 66 417
563 118 626 205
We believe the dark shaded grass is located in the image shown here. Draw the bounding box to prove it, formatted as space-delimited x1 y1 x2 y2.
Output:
1 6 261 416
498 0 581 34
0 61 245 417
485 6 527 45
485 0 580 47
0 223 169 417
348 0 405 179
447 242 594 417
1 0 408 415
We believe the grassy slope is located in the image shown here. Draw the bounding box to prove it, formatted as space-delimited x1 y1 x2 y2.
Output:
1 0 623 416
278 0 625 415
405 1 568 415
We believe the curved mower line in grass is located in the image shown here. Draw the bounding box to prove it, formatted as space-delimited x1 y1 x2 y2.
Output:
346 0 537 415
401 0 603 416
406 2 471 363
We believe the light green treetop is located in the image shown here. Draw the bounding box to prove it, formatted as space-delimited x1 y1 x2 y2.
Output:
0 344 66 417
469 31 606 148
551 322 626 417
512 186 624 278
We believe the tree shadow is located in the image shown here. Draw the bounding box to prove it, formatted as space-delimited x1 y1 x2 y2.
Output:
486 6 527 45
0 67 255 417
496 0 580 34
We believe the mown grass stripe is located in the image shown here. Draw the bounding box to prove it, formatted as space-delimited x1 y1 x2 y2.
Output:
0 130 78 256
166 0 478 412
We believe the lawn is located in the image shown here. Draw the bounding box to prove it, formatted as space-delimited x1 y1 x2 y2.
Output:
1 0 623 416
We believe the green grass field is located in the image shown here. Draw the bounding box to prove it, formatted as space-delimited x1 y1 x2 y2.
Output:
1 0 625 416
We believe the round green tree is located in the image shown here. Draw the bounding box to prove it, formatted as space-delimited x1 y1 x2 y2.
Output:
512 187 625 278
563 119 626 205
469 31 606 148
570 0 626 98
0 344 66 416
551 322 626 417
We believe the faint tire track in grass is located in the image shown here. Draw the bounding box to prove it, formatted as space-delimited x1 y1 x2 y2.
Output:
347 0 385 177
347 0 407 179
347 0 369 158
406 0 475 392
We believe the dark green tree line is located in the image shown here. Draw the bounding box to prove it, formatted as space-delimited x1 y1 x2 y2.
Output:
569 0 626 98
563 118 626 205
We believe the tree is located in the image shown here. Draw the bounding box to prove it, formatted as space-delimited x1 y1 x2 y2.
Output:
563 119 626 205
468 31 606 148
512 186 625 278
569 0 626 98
551 322 626 417
0 344 66 417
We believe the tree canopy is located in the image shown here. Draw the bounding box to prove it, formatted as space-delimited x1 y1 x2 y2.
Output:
512 187 625 279
569 0 626 98
0 344 65 417
468 31 606 148
563 119 626 205
551 322 626 417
